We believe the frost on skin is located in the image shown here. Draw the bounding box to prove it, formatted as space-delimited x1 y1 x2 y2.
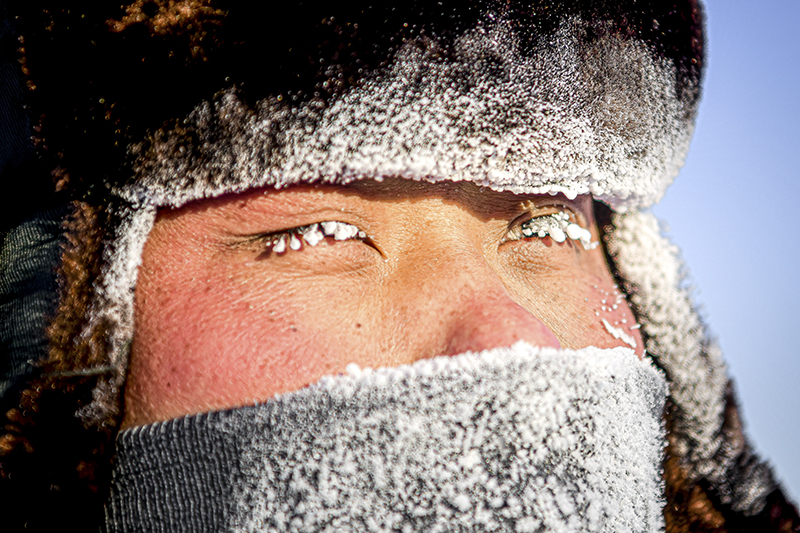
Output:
513 211 598 250
591 282 642 349
267 212 597 256
602 319 637 349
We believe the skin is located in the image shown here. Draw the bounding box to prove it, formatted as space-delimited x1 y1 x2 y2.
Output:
123 179 643 428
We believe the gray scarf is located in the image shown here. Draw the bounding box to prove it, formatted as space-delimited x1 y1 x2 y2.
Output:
106 343 666 532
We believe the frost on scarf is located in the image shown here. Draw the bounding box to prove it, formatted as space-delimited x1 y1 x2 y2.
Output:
106 344 667 533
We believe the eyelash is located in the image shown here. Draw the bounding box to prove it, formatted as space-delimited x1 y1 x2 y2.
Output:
262 221 367 254
261 210 598 255
506 211 599 250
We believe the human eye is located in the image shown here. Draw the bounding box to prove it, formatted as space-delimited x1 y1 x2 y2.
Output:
260 221 369 255
505 210 598 251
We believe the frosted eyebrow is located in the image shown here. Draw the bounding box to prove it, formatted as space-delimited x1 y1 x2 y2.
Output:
265 221 367 254
509 211 599 250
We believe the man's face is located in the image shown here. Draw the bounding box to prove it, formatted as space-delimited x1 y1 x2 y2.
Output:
123 180 642 427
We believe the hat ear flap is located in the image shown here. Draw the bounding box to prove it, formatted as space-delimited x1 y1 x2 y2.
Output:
603 209 799 529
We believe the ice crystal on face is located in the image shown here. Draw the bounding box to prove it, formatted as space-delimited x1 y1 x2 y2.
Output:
321 221 338 236
517 211 598 250
302 224 324 246
273 235 286 254
550 226 566 243
566 223 585 241
602 319 637 349
333 222 358 241
265 221 363 254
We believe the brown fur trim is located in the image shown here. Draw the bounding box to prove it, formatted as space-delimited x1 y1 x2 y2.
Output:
663 399 728 533
663 395 800 533
107 0 226 44
0 200 121 531
762 490 800 533
47 201 113 373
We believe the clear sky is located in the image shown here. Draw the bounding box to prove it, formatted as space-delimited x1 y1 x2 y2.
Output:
652 0 800 499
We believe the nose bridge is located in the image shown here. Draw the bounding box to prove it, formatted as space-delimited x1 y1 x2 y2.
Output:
397 227 562 356
440 270 563 355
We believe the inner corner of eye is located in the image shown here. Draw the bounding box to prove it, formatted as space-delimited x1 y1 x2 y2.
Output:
505 224 526 241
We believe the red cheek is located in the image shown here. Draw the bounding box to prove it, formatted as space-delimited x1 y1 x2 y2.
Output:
133 265 337 416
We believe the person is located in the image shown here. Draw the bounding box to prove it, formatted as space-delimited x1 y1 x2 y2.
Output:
0 1 797 531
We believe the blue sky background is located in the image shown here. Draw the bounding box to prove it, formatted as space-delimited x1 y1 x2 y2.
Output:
652 0 800 499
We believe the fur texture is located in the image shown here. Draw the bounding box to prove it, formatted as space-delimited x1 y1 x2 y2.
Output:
7 0 702 204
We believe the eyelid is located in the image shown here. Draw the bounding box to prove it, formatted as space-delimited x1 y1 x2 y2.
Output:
506 209 598 250
259 221 370 255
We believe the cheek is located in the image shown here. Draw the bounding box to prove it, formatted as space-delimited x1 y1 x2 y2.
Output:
579 279 644 355
502 244 643 355
129 256 342 423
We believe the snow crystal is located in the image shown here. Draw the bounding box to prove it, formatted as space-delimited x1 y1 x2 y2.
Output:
550 226 566 243
517 211 598 250
301 224 324 246
566 223 584 241
321 221 338 236
345 362 362 377
333 222 358 241
602 319 638 349
451 494 472 513
272 235 286 254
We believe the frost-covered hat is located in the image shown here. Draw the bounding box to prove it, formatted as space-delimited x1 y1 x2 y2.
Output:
2 0 797 531
12 0 703 212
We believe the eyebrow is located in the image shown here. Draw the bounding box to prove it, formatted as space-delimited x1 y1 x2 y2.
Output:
177 179 594 232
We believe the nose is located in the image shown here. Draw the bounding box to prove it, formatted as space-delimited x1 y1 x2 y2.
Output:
389 197 564 359
440 287 562 356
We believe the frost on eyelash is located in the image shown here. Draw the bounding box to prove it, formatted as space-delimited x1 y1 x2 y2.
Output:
517 211 599 250
266 221 366 254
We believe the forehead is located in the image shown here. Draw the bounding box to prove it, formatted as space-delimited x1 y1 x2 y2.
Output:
157 179 596 226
